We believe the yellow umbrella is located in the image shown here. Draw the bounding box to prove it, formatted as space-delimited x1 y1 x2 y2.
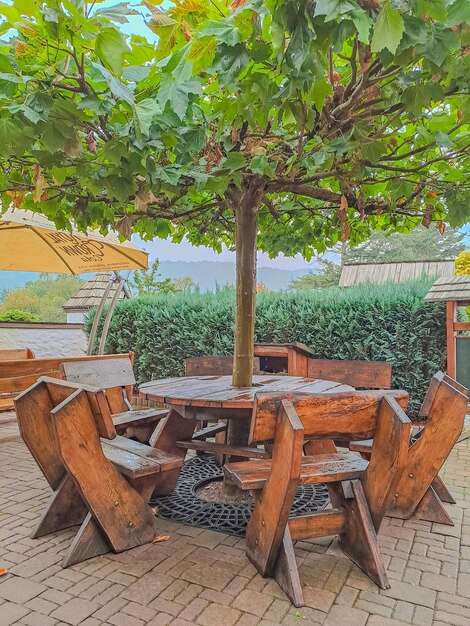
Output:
0 209 148 274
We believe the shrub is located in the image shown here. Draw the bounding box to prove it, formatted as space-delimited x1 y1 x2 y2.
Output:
0 308 40 322
85 279 446 416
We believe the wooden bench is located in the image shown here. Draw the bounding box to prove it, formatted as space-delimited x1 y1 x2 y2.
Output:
14 377 183 566
60 356 168 444
224 389 411 606
350 372 468 525
0 352 135 397
307 358 392 389
0 347 36 411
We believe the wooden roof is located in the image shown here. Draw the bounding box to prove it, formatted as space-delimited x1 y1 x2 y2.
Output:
62 272 125 311
424 276 470 303
339 260 455 287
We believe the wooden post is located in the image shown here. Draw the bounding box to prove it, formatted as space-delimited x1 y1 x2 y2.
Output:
446 301 456 378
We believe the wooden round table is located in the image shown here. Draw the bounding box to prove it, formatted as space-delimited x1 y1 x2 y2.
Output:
140 374 354 417
140 375 355 495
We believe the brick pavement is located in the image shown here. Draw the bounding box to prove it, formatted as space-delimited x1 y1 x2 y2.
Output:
1 410 469 626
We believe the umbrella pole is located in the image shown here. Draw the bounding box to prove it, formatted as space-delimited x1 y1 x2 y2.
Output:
98 271 130 354
86 274 116 355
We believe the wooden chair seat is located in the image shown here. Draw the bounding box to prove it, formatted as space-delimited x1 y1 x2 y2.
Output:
226 452 368 490
102 435 183 478
112 407 168 433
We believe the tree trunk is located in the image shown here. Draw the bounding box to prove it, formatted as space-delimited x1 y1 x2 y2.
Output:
224 184 261 495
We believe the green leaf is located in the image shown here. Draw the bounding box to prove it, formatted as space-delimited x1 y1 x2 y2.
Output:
350 10 373 44
95 27 130 77
201 21 241 46
435 131 453 149
309 78 333 111
189 36 217 74
157 73 201 120
416 26 459 67
314 0 356 20
178 126 206 155
0 118 22 156
361 140 387 164
221 151 246 171
91 62 135 105
24 92 54 122
448 0 470 26
446 188 470 227
134 98 161 138
371 2 404 55
95 2 136 24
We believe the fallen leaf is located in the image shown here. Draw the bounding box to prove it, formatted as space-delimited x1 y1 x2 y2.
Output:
151 506 158 515
153 535 170 543
0 567 8 576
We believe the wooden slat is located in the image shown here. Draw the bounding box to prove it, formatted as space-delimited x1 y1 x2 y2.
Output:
176 440 270 459
0 348 35 360
307 359 392 389
192 422 227 440
112 408 168 428
250 389 409 444
185 356 261 376
288 509 346 540
224 453 368 490
61 358 136 388
103 435 183 472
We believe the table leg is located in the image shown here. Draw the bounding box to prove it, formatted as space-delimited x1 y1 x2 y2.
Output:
151 408 197 497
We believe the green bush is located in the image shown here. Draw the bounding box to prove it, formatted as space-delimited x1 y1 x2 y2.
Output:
0 308 40 322
85 279 446 416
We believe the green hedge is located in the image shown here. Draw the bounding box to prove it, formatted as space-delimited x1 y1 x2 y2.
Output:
85 279 446 416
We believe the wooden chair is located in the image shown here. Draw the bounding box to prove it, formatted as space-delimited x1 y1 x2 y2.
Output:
307 359 392 389
224 389 411 607
14 377 183 566
350 372 468 525
60 356 168 443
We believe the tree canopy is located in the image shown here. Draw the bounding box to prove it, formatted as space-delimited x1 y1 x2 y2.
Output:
289 258 341 289
131 258 195 294
345 225 467 263
0 0 468 254
0 274 85 321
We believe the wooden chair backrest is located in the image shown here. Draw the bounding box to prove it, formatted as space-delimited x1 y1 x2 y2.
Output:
60 356 135 414
250 389 409 444
185 355 261 376
419 371 468 420
307 359 392 389
0 352 134 395
0 348 35 360
14 377 115 491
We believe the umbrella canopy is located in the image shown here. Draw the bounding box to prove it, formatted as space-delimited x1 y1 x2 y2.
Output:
0 209 148 274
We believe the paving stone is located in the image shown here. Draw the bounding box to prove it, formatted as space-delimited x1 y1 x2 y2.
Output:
367 617 411 626
20 611 59 626
323 605 368 625
121 572 173 604
0 576 47 603
232 589 273 617
108 612 145 626
50 598 100 626
0 601 30 625
197 602 241 626
420 571 456 593
381 581 436 608
457 572 470 598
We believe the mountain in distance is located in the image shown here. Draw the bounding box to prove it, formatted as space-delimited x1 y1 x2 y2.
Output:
157 260 317 291
0 261 318 293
